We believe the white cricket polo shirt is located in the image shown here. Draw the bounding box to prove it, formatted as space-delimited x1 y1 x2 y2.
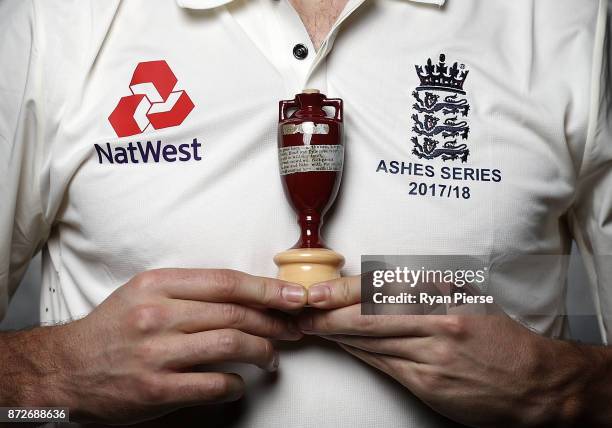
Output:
1 0 611 426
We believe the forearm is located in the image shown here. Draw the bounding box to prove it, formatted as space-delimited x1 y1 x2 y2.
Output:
0 325 71 407
560 341 612 427
540 340 612 428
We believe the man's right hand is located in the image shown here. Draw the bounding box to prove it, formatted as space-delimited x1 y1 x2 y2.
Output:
24 269 307 424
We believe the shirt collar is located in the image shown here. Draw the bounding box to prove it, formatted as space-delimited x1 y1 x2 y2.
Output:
176 0 445 10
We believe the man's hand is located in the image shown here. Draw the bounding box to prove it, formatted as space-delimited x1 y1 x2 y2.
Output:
2 269 306 424
298 276 609 428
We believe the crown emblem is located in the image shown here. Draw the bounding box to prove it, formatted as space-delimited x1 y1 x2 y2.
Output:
415 54 469 94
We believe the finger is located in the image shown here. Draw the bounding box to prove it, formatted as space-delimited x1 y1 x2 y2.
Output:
168 300 302 340
338 343 408 380
298 304 445 336
163 372 245 406
321 335 433 363
308 275 361 308
339 344 430 397
163 329 279 372
140 269 307 310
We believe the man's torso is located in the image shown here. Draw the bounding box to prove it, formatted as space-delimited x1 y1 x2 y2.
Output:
33 0 601 426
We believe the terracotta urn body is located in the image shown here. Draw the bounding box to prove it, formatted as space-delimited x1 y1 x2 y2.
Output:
274 90 345 288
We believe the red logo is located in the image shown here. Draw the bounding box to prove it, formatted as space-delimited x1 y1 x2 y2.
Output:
108 60 195 137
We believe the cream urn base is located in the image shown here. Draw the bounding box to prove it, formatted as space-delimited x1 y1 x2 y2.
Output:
274 248 345 289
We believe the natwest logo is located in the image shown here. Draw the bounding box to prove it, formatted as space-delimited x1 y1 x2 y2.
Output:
108 60 195 137
94 139 203 165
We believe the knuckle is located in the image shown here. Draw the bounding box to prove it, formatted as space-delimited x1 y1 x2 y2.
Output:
257 277 278 306
338 278 352 303
216 330 242 356
354 315 376 332
432 341 453 365
441 315 467 337
261 338 275 361
136 375 167 404
210 269 241 299
128 304 167 335
265 316 285 336
130 269 167 294
132 340 157 366
203 374 232 398
222 304 247 327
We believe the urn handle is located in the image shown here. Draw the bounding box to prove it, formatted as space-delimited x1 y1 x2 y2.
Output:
322 98 343 122
279 100 299 122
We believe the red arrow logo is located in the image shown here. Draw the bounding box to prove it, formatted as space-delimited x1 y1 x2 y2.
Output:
109 60 195 138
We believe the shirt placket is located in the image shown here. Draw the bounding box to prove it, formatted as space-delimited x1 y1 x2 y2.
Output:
270 0 367 93
270 0 317 92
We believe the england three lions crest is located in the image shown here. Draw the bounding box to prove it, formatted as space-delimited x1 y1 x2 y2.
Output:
411 54 471 162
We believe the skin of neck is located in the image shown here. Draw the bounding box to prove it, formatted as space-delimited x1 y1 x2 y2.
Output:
288 0 350 50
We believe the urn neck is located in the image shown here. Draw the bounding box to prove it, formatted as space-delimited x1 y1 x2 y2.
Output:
294 212 325 249
294 93 327 118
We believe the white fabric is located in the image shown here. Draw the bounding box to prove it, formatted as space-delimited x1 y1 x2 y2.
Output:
0 0 610 427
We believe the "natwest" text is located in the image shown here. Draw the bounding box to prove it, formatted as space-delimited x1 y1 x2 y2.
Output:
94 139 203 164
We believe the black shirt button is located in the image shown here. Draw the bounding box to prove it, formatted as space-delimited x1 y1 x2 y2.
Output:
293 43 309 60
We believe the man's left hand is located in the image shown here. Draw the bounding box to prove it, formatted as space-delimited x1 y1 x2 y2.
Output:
298 276 594 428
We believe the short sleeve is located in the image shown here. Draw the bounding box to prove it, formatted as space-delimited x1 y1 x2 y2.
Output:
569 0 612 344
0 0 49 320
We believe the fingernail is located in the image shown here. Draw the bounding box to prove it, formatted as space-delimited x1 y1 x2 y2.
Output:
298 316 313 332
309 284 330 304
268 351 280 372
282 285 306 303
